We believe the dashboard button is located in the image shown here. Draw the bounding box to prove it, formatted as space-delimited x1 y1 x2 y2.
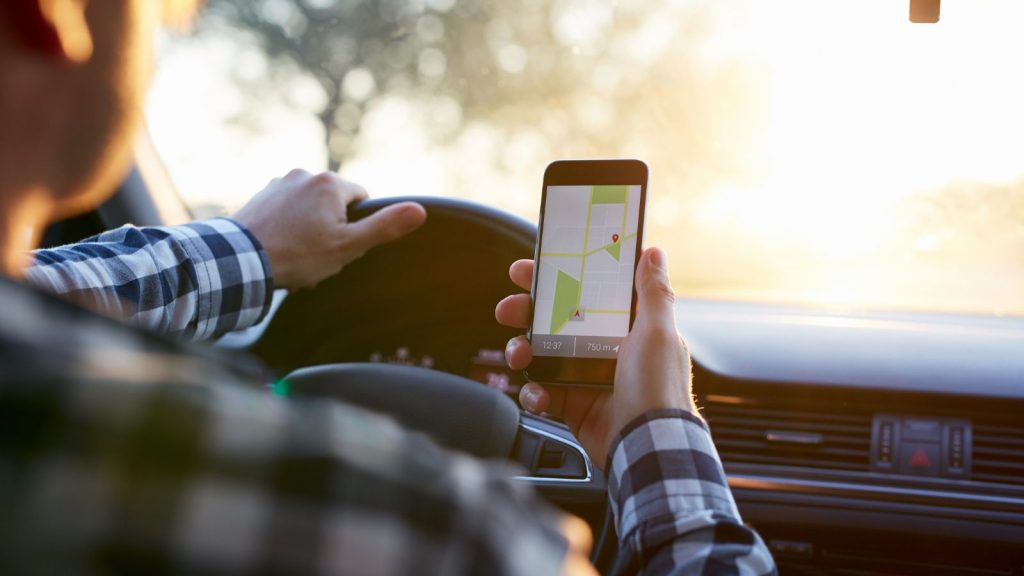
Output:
878 421 895 466
902 418 941 442
899 442 940 476
871 415 901 472
942 422 971 477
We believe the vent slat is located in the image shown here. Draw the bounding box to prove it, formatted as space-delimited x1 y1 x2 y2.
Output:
709 418 869 436
971 472 1024 485
973 458 1024 472
718 452 867 471
712 428 867 446
714 439 869 459
971 420 1024 488
975 424 1024 436
704 406 871 425
973 446 1024 459
702 397 871 473
974 434 1024 449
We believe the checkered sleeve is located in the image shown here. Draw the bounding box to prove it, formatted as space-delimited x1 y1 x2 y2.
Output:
607 409 777 575
26 218 273 341
0 373 573 575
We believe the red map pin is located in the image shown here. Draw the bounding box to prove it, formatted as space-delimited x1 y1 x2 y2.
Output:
612 233 619 243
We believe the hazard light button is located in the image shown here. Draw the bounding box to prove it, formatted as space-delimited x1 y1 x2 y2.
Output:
899 442 940 476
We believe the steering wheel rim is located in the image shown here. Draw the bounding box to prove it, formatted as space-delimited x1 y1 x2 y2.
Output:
283 362 521 459
348 195 537 247
250 196 536 373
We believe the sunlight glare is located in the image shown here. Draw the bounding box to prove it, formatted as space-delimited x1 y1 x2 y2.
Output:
146 0 1024 314
689 0 1024 288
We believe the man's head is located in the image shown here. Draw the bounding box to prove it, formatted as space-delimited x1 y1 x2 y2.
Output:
0 0 197 270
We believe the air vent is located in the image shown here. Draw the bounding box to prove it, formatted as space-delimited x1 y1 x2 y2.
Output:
971 419 1024 487
702 396 872 472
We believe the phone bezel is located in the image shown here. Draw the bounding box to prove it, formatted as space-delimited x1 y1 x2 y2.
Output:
526 159 648 386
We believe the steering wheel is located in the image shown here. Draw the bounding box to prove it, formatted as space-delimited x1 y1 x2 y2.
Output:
250 197 536 374
248 197 615 568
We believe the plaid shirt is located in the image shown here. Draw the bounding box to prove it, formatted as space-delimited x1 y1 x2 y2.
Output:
5 223 776 574
0 278 570 575
608 410 777 575
27 218 273 342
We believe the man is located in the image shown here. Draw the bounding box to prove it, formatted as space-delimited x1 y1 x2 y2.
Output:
27 168 425 341
0 2 775 575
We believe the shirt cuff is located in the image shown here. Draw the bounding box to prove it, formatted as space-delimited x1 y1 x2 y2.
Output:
606 409 742 545
165 218 274 340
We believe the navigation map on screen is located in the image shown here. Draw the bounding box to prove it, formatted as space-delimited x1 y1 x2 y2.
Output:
531 184 642 359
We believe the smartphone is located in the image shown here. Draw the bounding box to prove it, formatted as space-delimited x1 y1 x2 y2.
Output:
526 159 648 386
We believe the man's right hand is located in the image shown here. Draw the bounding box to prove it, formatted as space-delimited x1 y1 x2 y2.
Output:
494 247 698 467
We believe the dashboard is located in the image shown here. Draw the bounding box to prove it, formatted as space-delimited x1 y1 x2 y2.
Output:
222 198 1024 575
677 300 1024 575
227 292 1024 574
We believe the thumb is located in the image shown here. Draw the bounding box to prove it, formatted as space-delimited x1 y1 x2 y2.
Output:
633 247 676 329
345 202 427 252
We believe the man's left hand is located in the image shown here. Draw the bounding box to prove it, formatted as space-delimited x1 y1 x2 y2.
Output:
233 169 426 289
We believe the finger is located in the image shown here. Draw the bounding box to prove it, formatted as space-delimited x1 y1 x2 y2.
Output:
519 382 568 419
558 515 597 576
509 259 534 291
561 551 599 576
519 381 549 413
634 247 676 331
306 172 367 207
505 335 533 370
495 294 531 329
561 514 594 556
284 167 312 180
344 202 427 253
335 177 369 205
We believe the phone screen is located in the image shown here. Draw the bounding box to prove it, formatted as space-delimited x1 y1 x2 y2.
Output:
530 184 644 360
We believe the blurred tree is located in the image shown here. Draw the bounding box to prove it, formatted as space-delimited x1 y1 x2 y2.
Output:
197 0 768 181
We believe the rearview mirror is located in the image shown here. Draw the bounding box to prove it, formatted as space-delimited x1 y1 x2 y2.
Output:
910 0 940 23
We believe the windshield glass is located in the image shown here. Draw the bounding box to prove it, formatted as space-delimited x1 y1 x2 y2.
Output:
146 0 1024 316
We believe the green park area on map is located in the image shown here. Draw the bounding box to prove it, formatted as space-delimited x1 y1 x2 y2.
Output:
551 270 581 333
592 185 628 205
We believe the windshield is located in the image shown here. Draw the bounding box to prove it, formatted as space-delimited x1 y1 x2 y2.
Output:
146 0 1024 316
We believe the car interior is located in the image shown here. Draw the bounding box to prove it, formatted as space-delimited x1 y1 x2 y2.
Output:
41 176 1024 575
39 0 1024 573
